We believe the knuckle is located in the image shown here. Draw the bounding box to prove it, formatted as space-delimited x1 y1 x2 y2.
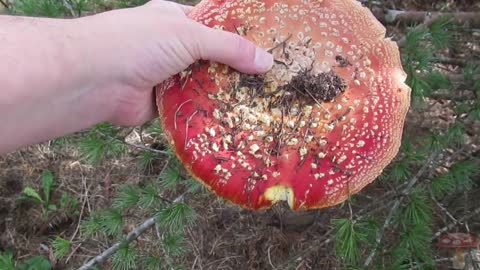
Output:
226 32 251 61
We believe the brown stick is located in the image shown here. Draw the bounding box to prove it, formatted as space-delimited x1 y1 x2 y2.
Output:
373 9 480 27
432 206 480 240
446 73 480 82
432 57 480 67
0 0 8 8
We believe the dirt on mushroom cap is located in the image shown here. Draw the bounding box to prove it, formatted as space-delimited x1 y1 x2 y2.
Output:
156 0 411 210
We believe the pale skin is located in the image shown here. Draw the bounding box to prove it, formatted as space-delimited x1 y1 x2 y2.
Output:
0 0 274 154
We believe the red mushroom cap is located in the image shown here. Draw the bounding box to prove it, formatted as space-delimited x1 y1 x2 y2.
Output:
438 233 480 248
156 0 411 210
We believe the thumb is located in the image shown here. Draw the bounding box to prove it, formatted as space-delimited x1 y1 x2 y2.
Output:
188 23 274 74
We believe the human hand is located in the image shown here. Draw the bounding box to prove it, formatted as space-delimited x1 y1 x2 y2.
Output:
78 0 274 126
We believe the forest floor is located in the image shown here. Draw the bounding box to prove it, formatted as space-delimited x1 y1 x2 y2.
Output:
1 0 480 269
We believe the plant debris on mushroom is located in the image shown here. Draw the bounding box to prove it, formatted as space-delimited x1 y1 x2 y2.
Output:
156 0 411 210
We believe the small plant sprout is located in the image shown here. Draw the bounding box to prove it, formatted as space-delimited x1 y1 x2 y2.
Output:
0 251 53 270
0 250 15 270
51 237 71 259
156 0 410 210
18 256 52 270
18 170 57 218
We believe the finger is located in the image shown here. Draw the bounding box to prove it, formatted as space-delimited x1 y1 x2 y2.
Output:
177 4 194 14
112 89 157 127
146 0 193 14
188 23 273 74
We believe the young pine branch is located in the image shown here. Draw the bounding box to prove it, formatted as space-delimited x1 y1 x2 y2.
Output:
279 191 400 269
363 151 440 267
78 194 185 270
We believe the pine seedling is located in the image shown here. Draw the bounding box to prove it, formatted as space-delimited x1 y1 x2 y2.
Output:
138 150 159 171
332 218 367 266
142 256 163 270
405 69 432 99
430 173 456 199
404 27 430 61
388 160 412 183
111 243 138 270
113 185 141 211
402 17 456 105
428 16 454 49
425 71 452 91
424 132 446 152
144 119 164 136
392 224 434 269
362 218 380 247
471 102 480 120
404 28 433 72
399 137 428 163
115 0 149 8
156 202 195 233
390 189 434 269
52 236 71 259
82 212 104 237
100 209 124 237
445 122 466 146
432 160 478 198
185 178 203 194
400 188 432 227
454 102 471 116
159 162 183 191
137 183 164 210
162 232 188 257
59 192 79 215
10 0 66 17
68 0 95 16
78 123 126 164
82 209 123 237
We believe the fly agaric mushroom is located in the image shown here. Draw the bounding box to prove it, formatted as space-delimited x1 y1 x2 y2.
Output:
156 0 411 209
438 233 480 269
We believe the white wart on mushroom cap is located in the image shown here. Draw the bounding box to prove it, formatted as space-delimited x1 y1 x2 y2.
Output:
438 233 480 248
156 0 411 210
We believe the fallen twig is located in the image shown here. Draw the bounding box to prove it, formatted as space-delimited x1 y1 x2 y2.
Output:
390 10 479 47
372 9 480 27
62 0 77 17
432 57 480 67
0 0 8 8
430 190 459 225
78 194 184 270
432 206 480 241
78 217 157 270
364 151 440 267
95 130 170 155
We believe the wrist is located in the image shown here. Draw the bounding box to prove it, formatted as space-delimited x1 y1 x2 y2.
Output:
66 16 121 124
0 15 115 152
72 12 159 126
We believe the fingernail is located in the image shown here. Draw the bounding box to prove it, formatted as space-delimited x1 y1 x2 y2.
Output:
254 47 274 72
